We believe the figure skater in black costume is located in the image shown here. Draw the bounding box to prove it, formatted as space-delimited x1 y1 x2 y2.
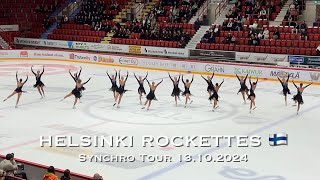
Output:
209 79 224 110
248 76 258 113
201 71 215 99
3 71 28 108
278 74 291 106
134 72 148 104
107 69 118 101
113 70 129 108
236 74 249 104
292 81 312 115
168 73 182 106
69 68 86 102
31 65 45 98
61 78 91 109
142 79 163 110
182 74 194 108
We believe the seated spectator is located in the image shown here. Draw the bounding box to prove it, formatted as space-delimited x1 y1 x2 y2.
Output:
213 26 220 36
194 18 201 30
300 29 308 40
257 31 263 39
235 0 242 10
245 6 253 16
222 20 228 30
317 45 320 55
298 20 308 31
42 166 58 180
60 169 71 180
259 8 267 19
269 1 276 13
231 35 237 45
273 29 280 40
225 33 232 44
178 37 186 48
62 15 69 24
252 34 259 45
93 173 103 180
226 20 233 31
263 28 269 39
0 153 27 179
250 21 258 29
0 170 5 180
235 19 243 31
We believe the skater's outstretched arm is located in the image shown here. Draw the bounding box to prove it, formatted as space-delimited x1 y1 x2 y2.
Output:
40 66 45 76
255 77 258 84
211 71 215 79
115 69 117 80
82 77 91 85
244 74 248 82
191 75 194 83
249 76 252 86
304 82 313 88
124 71 129 82
118 70 121 79
77 67 82 78
106 71 112 80
168 73 174 82
178 74 181 82
23 76 28 84
201 75 208 83
144 72 148 80
236 74 240 81
293 81 298 89
286 74 290 82
146 79 151 87
69 70 76 82
31 66 36 76
133 73 139 82
156 79 163 87
16 72 18 82
219 79 225 87
182 75 185 84
277 76 282 83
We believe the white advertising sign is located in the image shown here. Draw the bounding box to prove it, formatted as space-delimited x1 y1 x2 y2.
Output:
0 25 19 32
236 52 288 65
0 49 318 83
14 38 130 53
141 46 189 57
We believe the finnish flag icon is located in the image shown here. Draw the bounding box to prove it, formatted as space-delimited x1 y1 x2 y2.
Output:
269 133 288 146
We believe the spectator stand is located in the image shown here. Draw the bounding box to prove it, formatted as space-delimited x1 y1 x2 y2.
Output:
0 154 92 180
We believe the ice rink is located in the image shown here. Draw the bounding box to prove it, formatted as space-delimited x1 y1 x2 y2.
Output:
0 60 319 180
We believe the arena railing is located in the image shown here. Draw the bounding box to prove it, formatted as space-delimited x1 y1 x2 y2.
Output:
0 154 92 180
194 0 211 22
214 0 228 22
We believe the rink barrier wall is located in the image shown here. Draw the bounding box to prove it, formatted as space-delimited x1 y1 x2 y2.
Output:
1 49 320 85
0 155 92 180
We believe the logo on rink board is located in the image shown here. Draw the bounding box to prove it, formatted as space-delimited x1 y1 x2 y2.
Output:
234 67 262 76
310 72 320 81
269 70 300 79
119 57 138 65
20 51 28 57
205 64 225 73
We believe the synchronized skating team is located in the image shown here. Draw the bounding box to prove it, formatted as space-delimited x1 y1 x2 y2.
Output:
2 66 313 114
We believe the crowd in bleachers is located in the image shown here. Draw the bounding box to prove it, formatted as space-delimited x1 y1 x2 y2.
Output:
0 153 104 180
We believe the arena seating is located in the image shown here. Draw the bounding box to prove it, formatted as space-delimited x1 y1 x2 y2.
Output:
47 0 128 43
0 0 64 38
197 22 318 56
48 24 105 42
0 32 20 48
109 0 204 48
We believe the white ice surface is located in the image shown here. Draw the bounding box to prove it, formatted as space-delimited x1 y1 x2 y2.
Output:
0 60 319 180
